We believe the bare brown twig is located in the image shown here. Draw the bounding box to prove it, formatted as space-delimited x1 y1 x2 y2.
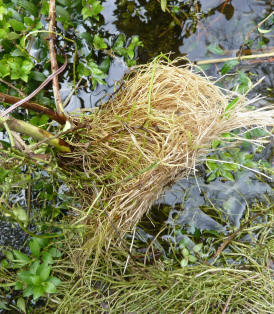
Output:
48 0 66 119
0 92 66 124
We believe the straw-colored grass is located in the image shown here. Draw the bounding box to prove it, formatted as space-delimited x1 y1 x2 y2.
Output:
62 57 273 257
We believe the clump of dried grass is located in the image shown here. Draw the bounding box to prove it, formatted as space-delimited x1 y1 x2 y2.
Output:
63 58 273 255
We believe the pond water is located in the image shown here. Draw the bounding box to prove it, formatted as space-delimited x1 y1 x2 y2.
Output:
0 0 273 258
65 0 273 110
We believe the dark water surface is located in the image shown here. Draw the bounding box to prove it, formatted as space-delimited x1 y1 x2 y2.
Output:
68 0 273 110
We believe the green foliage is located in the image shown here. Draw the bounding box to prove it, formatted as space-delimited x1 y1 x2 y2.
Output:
0 0 143 105
81 0 103 21
221 60 239 75
0 0 41 83
0 149 73 228
206 153 239 182
205 128 270 182
179 240 204 267
1 237 62 301
112 34 143 66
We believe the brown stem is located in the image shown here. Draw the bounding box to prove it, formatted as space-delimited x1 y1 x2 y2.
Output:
0 92 66 124
213 212 262 259
48 0 65 119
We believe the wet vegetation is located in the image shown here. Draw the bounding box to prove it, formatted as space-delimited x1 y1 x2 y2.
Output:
0 0 273 312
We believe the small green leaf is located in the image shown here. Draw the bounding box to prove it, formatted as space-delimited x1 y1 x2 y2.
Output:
211 139 221 149
30 275 41 285
41 251 53 264
180 258 188 267
81 1 103 20
223 163 239 171
8 32 20 40
93 34 107 49
15 281 23 290
32 285 45 300
21 59 33 74
0 168 9 182
29 261 40 274
9 19 26 32
221 132 232 138
77 62 90 77
37 262 51 282
56 5 70 20
0 28 8 39
113 34 126 56
99 57 110 73
206 160 218 171
36 238 50 249
236 71 251 94
10 49 26 57
13 250 30 263
207 172 217 182
188 255 197 263
29 238 41 258
127 48 134 59
44 281 57 294
81 6 92 19
13 207 27 222
0 6 7 21
30 71 47 82
80 32 93 44
182 248 189 257
193 243 203 253
24 16 34 26
161 0 167 12
244 160 257 168
245 128 269 138
18 270 33 284
18 0 38 16
221 60 239 75
207 44 225 55
41 1 49 14
0 259 8 268
225 97 239 113
23 285 34 297
48 247 62 258
57 0 69 5
30 114 49 127
0 60 9 77
221 170 234 181
16 297 26 313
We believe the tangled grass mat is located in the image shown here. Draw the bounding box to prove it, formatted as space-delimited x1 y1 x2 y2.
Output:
61 57 273 259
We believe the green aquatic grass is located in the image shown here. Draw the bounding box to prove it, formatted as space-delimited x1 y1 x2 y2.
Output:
41 203 273 313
